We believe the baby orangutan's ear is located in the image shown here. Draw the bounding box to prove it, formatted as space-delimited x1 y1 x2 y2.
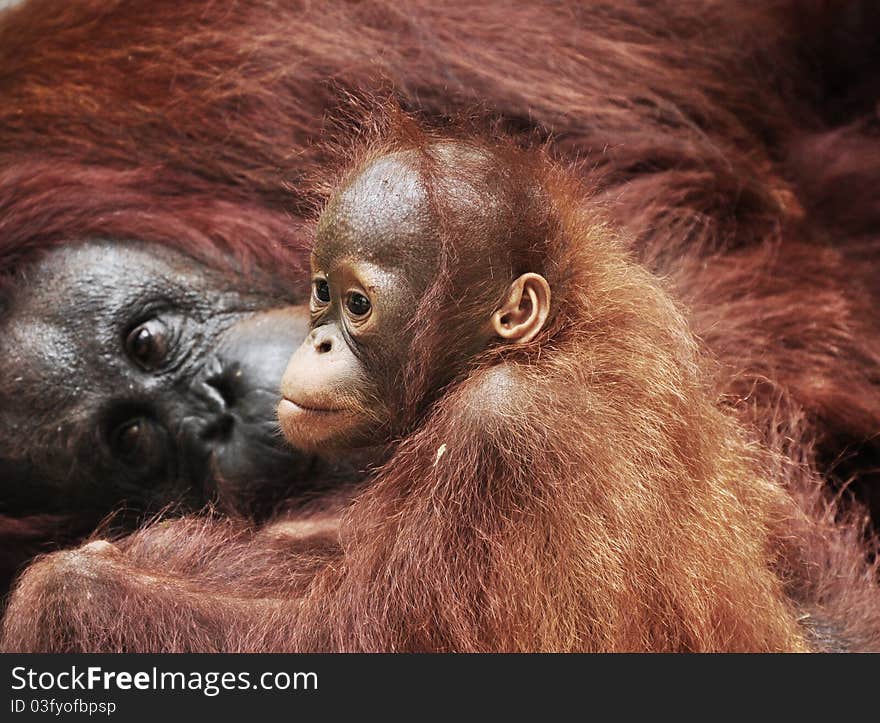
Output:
491 273 551 344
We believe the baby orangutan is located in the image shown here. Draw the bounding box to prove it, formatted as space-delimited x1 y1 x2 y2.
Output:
4 120 879 652
277 142 551 454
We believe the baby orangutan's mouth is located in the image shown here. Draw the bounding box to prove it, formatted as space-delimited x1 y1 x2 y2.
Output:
279 397 346 414
277 397 361 453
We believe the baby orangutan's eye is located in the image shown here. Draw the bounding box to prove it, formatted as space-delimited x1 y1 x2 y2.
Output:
313 279 331 304
346 292 371 317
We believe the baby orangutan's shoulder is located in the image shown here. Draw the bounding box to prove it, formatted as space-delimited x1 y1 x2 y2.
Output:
444 362 530 431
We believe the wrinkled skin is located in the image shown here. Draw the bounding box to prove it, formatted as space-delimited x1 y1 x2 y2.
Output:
0 240 330 558
279 153 442 453
278 148 551 455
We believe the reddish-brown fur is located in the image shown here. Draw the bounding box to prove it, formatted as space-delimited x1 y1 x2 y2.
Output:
0 0 878 649
4 120 880 651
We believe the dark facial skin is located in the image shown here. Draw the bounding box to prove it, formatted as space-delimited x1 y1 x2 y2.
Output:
278 149 551 454
278 154 441 453
0 240 320 524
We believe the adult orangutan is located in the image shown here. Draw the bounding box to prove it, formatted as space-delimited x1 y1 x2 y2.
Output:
4 119 879 652
0 240 357 595
0 0 878 643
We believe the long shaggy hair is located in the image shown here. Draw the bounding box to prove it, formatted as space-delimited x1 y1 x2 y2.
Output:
1 0 877 507
0 0 878 650
5 120 880 651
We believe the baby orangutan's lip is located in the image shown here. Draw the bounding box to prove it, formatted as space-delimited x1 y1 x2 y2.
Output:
277 397 357 449
279 397 347 415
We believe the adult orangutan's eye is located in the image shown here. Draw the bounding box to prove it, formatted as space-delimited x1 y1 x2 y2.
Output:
313 278 331 304
125 319 168 371
108 416 163 466
346 292 371 317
